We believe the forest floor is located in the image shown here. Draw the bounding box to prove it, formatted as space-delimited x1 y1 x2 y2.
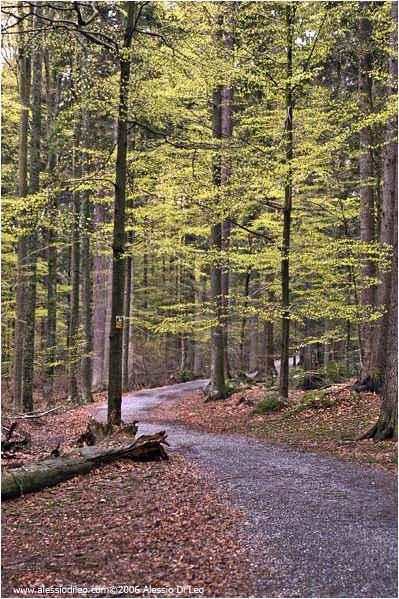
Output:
151 381 397 473
97 380 397 598
1 399 254 598
2 380 397 598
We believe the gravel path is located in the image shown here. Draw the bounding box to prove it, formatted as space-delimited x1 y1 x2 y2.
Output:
95 381 398 598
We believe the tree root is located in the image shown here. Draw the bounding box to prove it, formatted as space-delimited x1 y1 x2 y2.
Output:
352 376 382 394
359 420 396 441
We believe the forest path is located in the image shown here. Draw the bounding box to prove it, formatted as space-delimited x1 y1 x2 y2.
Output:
95 381 397 598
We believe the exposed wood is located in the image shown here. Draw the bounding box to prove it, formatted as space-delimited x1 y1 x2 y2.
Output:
2 431 169 501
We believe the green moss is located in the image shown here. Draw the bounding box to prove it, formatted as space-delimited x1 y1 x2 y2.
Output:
294 389 336 412
253 397 288 414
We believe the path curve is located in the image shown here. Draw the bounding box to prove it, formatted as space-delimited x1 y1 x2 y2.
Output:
95 381 397 598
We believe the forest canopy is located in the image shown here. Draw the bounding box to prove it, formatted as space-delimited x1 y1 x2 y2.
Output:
1 1 397 439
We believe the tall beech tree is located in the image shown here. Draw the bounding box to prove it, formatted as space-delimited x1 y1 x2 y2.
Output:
80 97 93 403
279 3 294 399
44 40 58 398
22 1 42 412
92 202 107 390
362 0 398 440
107 2 136 425
13 1 31 409
68 80 81 402
221 1 235 379
209 14 226 400
358 2 376 376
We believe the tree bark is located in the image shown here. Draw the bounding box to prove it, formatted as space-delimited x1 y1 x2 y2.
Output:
44 46 58 399
122 249 132 391
362 1 398 440
92 203 106 390
263 320 277 386
102 255 113 386
302 318 313 371
367 1 398 390
108 3 136 425
249 271 260 373
22 2 42 412
194 271 206 377
239 269 251 370
362 174 398 440
2 432 169 501
279 4 294 399
358 3 376 377
127 256 136 389
14 2 31 410
80 97 92 402
142 253 148 311
209 16 226 399
68 119 81 402
221 4 234 378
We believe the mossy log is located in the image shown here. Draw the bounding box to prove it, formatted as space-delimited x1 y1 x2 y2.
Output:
1 431 168 501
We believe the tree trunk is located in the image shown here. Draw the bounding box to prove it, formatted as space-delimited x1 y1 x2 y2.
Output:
239 269 251 370
221 6 234 378
108 3 136 425
362 1 398 440
41 9 57 400
303 318 313 371
221 220 231 378
358 3 376 377
194 272 206 377
367 1 398 391
80 100 92 402
122 250 132 391
14 3 31 410
127 256 136 389
2 432 169 501
362 169 398 440
248 271 261 373
102 255 113 386
45 199 58 400
22 2 42 412
279 5 294 399
142 253 148 311
263 321 277 386
92 203 106 390
209 17 226 399
68 123 81 402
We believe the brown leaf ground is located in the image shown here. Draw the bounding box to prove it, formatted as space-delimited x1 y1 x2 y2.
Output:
151 382 397 474
2 400 256 598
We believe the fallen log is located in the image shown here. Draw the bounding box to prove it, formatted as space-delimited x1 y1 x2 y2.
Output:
77 418 138 447
2 431 169 501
